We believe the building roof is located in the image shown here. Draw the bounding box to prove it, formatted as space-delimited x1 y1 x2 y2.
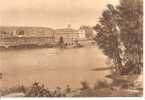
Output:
55 28 78 34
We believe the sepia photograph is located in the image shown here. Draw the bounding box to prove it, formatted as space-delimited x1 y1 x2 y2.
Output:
0 0 143 97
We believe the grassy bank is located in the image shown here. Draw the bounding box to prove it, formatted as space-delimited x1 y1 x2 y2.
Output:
0 77 143 97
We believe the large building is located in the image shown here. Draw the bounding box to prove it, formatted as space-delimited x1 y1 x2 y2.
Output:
54 25 87 44
0 26 55 48
0 26 55 38
0 26 87 48
55 28 78 44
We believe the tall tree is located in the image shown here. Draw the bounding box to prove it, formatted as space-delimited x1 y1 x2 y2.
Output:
94 0 143 74
94 4 123 73
117 0 143 74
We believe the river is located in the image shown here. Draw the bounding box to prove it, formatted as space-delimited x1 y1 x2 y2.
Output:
0 46 109 89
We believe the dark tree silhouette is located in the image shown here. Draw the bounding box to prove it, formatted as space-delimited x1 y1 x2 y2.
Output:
94 0 143 75
117 0 143 74
94 4 122 73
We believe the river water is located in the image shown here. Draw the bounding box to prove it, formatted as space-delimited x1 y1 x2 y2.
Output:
0 46 109 89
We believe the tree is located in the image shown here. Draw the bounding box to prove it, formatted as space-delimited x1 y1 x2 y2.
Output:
117 0 143 74
94 4 123 73
94 0 143 75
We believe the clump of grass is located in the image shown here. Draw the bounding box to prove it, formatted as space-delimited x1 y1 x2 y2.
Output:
80 81 90 90
25 82 52 97
1 85 26 96
94 80 110 90
25 82 71 97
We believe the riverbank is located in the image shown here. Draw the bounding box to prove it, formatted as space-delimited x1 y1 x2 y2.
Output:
0 39 96 51
0 66 143 97
0 45 55 52
0 76 143 97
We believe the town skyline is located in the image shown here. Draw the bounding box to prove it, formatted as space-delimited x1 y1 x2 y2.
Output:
0 0 119 29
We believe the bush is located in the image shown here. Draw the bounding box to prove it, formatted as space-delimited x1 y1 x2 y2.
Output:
25 82 52 97
94 80 110 90
1 85 26 96
80 81 90 90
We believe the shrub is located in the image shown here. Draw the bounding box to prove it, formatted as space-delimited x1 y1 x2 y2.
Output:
94 80 110 90
25 82 52 97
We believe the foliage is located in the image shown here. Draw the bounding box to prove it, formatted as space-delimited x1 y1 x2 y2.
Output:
117 0 143 74
94 0 143 75
94 4 123 73
80 81 90 90
94 80 110 90
1 80 143 97
0 85 26 96
25 82 52 97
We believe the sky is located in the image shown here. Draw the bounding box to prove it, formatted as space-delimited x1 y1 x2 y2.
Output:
0 0 119 29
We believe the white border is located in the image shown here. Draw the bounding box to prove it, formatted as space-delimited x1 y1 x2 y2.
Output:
1 0 145 100
0 97 145 100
